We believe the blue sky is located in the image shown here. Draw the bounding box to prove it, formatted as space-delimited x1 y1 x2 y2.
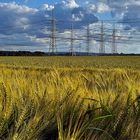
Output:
25 0 59 7
0 0 66 7
0 0 140 53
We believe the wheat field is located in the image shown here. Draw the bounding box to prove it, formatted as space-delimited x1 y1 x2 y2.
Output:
0 56 140 140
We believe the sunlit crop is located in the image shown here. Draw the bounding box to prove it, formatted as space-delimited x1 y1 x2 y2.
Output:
0 56 140 140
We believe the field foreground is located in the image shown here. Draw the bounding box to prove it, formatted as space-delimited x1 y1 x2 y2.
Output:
0 56 140 140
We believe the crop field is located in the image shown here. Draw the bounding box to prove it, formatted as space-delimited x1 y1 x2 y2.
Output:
0 56 140 69
0 56 140 140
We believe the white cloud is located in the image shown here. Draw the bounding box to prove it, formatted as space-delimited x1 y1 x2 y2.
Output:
0 1 98 52
0 2 38 13
40 4 54 11
0 1 140 53
97 2 111 13
15 17 30 30
80 1 111 15
62 0 79 9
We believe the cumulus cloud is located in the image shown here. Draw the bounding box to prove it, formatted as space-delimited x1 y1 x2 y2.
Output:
0 1 139 53
0 2 38 35
80 1 111 14
0 1 98 52
102 0 140 31
40 4 54 11
0 2 50 51
97 2 111 13
0 2 37 13
38 1 98 29
101 0 140 19
84 0 140 32
62 0 79 9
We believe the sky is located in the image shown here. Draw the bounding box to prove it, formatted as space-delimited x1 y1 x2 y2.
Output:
0 0 140 53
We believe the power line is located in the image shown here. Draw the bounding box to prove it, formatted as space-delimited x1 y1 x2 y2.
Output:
1 14 140 54
70 21 74 56
112 25 117 54
99 21 105 54
86 23 90 55
49 10 56 54
1 17 140 31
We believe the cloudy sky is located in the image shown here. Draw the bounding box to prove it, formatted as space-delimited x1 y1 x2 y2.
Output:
0 0 140 53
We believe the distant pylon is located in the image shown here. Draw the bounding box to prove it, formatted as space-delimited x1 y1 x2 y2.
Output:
70 21 74 56
99 21 105 54
86 23 90 55
79 42 82 53
49 9 56 54
112 25 117 54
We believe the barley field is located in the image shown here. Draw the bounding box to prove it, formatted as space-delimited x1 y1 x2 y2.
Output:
0 56 140 140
